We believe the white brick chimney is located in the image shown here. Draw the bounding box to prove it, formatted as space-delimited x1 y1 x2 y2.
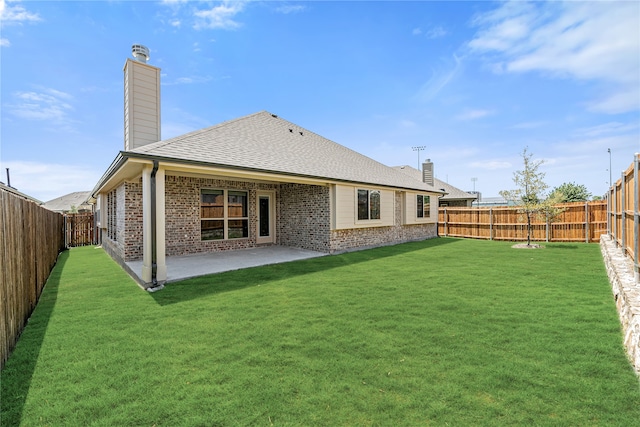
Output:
124 45 161 150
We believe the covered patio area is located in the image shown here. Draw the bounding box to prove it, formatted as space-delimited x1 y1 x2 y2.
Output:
125 245 326 285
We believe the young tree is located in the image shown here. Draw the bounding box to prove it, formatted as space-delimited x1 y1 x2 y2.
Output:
549 182 592 202
500 148 563 246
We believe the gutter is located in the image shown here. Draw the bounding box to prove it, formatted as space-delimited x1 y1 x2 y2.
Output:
147 160 163 292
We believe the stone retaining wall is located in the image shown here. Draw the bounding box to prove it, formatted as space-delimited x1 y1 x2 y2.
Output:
600 234 640 376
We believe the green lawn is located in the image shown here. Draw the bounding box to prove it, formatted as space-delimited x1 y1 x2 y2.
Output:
1 238 639 426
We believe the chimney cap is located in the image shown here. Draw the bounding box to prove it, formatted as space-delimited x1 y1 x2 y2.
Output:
131 44 150 63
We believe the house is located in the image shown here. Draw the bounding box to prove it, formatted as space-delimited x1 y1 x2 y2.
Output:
0 181 43 205
43 191 92 213
394 163 477 207
91 45 443 289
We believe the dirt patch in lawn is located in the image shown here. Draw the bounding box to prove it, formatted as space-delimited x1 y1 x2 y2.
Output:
512 243 545 249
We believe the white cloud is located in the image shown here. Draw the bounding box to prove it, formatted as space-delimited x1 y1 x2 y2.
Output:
194 1 246 30
6 88 77 132
510 121 547 130
468 1 640 114
426 26 447 39
469 160 512 170
276 4 305 14
0 0 41 24
0 160 101 202
456 109 495 121
163 75 214 85
0 37 9 47
412 28 422 36
416 54 462 102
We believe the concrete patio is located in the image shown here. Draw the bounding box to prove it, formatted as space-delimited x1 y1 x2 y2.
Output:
125 245 327 284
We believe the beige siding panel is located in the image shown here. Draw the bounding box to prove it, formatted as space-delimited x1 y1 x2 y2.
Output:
130 88 158 103
335 185 355 229
334 184 394 230
132 65 159 79
124 58 160 151
404 192 438 225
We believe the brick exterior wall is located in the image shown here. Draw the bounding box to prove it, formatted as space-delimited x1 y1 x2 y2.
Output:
278 183 331 252
101 180 143 263
164 175 279 257
103 177 438 263
124 180 143 261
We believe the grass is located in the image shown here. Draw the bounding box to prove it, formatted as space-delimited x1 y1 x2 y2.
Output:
1 238 639 426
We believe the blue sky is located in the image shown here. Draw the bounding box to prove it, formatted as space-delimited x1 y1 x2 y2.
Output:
1 0 639 202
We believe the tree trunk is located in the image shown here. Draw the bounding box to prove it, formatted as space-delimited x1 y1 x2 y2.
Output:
527 212 532 246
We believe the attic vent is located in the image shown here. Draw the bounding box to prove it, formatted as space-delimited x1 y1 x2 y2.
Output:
289 129 293 133
271 114 278 118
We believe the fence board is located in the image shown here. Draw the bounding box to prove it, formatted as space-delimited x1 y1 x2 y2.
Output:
438 201 607 243
0 187 65 369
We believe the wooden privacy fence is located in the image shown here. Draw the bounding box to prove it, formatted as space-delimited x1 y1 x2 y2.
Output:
608 153 640 279
65 212 99 247
439 201 608 243
1 187 65 369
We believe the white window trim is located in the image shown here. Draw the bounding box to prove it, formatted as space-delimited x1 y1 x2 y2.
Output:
355 188 382 223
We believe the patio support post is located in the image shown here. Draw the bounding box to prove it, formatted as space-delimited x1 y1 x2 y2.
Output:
142 162 167 288
155 165 167 283
142 164 153 284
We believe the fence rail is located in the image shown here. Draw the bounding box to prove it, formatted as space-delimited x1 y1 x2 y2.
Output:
1 187 65 369
438 201 608 243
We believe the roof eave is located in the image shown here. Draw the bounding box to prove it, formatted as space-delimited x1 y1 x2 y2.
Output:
123 151 444 193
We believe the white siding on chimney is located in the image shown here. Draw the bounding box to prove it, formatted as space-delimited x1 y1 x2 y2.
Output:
124 58 161 151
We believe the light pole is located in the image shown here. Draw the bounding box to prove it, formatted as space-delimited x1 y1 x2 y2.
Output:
412 146 426 169
471 177 477 206
608 148 612 187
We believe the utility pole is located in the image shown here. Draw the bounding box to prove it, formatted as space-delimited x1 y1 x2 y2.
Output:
608 148 612 187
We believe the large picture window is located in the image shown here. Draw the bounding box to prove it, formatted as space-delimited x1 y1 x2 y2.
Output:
417 194 431 218
357 189 381 221
201 189 248 240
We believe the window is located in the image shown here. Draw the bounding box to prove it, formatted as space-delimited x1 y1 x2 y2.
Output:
201 189 248 240
417 194 431 218
357 189 381 221
107 190 117 240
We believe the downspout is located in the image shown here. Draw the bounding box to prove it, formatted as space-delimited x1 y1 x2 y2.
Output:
150 160 160 289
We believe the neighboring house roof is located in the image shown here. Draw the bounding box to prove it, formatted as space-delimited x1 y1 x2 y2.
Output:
393 165 477 201
0 181 43 204
120 111 442 193
43 191 92 212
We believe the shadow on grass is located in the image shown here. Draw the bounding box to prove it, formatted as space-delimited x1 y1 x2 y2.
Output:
150 237 460 306
546 244 580 250
0 250 68 425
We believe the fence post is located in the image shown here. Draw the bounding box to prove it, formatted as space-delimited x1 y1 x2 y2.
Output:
622 171 626 255
585 202 589 243
444 208 448 237
545 214 549 242
611 184 618 246
489 207 493 240
634 154 639 282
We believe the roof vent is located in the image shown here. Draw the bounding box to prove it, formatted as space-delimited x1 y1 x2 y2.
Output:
132 44 150 63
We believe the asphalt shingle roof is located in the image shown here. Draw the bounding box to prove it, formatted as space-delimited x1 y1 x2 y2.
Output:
128 111 440 192
393 165 477 201
43 191 92 212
